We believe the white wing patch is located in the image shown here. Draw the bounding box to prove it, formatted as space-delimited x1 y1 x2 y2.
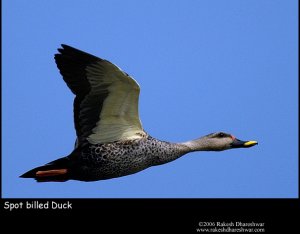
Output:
85 61 145 144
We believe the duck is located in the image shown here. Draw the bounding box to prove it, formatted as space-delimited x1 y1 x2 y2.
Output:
20 44 258 182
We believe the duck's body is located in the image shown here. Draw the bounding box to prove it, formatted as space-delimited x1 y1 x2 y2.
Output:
20 44 257 182
56 135 186 182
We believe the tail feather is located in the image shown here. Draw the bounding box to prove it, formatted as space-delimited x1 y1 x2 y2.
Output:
20 157 71 182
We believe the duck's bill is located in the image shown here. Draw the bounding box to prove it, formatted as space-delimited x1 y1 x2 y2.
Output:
231 139 258 148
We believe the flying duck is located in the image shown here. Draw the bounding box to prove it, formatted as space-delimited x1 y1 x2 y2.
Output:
20 44 258 182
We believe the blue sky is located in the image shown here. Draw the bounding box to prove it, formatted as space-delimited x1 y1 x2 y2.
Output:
2 0 298 198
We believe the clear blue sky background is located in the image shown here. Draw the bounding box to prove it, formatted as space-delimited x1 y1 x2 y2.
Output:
3 0 298 198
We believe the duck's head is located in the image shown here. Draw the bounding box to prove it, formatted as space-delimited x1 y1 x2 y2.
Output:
201 132 258 151
183 132 258 151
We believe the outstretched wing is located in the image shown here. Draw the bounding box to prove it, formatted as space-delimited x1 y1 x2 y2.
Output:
54 44 144 145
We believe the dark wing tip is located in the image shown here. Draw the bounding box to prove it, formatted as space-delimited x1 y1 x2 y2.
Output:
55 44 69 55
55 44 101 61
59 44 75 50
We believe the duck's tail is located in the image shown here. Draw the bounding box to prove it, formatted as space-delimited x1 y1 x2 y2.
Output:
20 157 71 182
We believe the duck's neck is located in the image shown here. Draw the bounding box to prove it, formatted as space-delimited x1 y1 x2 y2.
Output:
181 137 212 152
152 137 210 166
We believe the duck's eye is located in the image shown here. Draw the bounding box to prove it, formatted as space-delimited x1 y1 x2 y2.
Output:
218 133 225 138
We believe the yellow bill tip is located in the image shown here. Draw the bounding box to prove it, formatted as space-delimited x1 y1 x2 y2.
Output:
243 141 258 147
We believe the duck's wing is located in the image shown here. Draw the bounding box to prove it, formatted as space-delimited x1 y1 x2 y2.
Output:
54 44 144 145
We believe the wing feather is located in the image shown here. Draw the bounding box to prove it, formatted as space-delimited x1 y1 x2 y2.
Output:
54 44 144 145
